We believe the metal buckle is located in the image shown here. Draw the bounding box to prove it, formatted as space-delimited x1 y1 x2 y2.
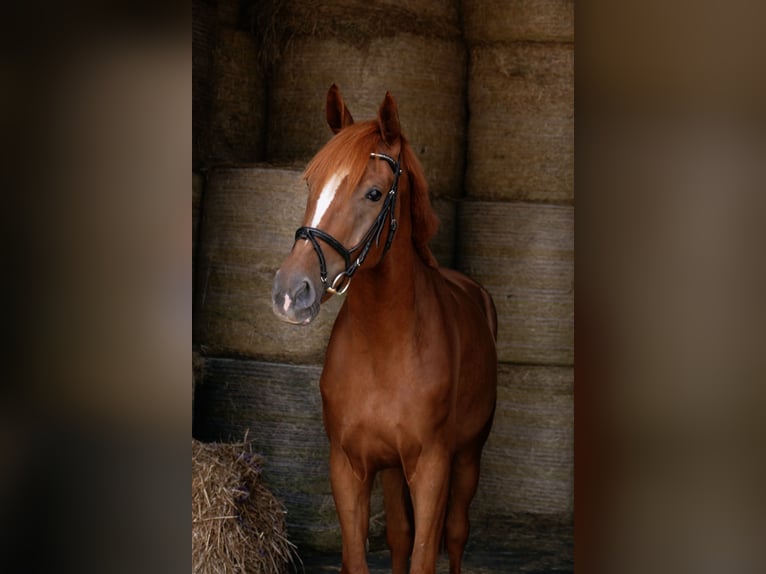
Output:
327 271 353 295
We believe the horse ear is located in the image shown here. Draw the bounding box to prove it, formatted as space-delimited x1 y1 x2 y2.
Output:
377 91 401 145
326 84 354 134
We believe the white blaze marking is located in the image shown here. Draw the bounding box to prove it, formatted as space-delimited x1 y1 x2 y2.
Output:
283 293 292 312
309 170 347 227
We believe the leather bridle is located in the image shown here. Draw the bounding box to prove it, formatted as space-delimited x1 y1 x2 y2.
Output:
294 152 402 296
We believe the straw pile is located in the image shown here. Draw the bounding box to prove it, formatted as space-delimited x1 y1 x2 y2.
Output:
262 1 466 198
471 364 573 515
192 438 298 574
457 200 573 365
193 165 343 362
462 0 574 44
465 41 574 203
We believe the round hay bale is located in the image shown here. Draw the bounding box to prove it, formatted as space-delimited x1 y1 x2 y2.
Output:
192 358 388 553
206 27 266 165
266 32 467 198
194 165 343 362
192 438 298 574
471 364 573 515
253 0 460 50
463 0 574 44
466 42 574 203
456 200 573 365
193 0 215 169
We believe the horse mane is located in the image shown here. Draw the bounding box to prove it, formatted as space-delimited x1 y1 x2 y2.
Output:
303 121 439 268
399 133 439 268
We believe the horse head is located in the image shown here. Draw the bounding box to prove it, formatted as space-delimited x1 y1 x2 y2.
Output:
272 85 408 324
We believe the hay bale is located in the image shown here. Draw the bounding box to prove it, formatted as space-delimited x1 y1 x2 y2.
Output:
462 0 574 44
456 200 573 365
192 358 388 553
472 364 573 515
194 165 343 362
192 438 298 574
206 27 267 165
193 0 215 170
266 32 467 198
465 42 573 203
253 0 460 54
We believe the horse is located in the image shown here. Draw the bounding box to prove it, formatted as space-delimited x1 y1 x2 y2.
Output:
272 84 497 574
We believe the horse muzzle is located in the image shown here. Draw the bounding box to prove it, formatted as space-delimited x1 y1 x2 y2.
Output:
272 268 321 325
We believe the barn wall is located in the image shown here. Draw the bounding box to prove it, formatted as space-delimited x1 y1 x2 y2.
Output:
192 0 574 554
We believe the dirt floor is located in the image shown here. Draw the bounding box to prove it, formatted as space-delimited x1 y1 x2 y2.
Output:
296 513 573 573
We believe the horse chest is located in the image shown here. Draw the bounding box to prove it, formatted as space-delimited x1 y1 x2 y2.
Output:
320 364 453 472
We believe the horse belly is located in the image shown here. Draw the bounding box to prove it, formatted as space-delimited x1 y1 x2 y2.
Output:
438 273 498 450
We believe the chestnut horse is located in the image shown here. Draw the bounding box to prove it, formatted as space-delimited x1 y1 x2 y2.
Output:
272 85 497 574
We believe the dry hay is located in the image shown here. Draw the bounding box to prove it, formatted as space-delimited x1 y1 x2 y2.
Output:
260 1 466 199
193 359 388 553
466 42 574 203
192 438 299 574
456 200 573 365
462 0 574 44
471 364 573 515
193 165 344 362
206 27 267 166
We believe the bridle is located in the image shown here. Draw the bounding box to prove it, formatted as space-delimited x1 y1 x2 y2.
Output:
294 152 402 296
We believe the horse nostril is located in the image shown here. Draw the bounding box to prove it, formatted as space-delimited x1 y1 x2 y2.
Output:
294 279 315 310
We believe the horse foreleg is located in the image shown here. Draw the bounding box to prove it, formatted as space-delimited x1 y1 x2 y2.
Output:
381 466 413 574
444 452 482 574
329 445 373 574
406 450 451 574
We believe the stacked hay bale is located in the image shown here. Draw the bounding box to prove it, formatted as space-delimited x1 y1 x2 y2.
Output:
194 0 268 168
262 0 465 267
192 0 215 170
205 22 267 165
459 0 574 516
192 438 298 573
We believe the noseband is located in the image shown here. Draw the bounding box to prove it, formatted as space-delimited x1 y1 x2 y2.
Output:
294 152 402 296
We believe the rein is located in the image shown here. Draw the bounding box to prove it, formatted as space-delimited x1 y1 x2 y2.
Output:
294 152 402 295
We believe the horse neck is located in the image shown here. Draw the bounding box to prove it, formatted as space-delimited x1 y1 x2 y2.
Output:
345 199 424 335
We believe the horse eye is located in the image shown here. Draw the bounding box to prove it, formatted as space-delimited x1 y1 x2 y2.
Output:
366 188 383 202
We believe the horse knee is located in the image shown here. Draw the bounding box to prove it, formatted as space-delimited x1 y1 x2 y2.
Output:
386 514 413 549
445 513 469 551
